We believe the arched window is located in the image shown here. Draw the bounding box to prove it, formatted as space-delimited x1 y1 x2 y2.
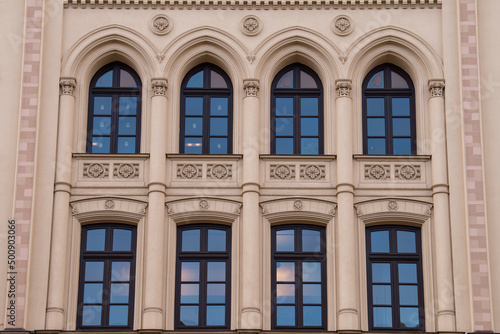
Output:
87 62 142 154
271 64 323 155
180 64 233 154
363 64 415 155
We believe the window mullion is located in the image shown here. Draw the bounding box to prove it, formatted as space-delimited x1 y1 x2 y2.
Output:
385 95 393 154
295 95 300 154
203 95 210 154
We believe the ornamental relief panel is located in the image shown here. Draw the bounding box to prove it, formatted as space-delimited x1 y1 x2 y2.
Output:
263 158 333 185
360 161 426 184
174 162 236 181
79 159 145 184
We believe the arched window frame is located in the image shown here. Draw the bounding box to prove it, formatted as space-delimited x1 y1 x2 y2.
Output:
180 63 233 154
271 63 324 155
87 62 142 154
362 64 416 155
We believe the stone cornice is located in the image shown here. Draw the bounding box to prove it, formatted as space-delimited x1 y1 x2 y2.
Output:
64 0 441 10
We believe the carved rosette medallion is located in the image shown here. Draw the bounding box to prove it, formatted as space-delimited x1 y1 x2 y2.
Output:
241 15 262 36
87 163 105 178
303 165 321 180
211 164 229 179
332 15 354 36
117 164 135 178
199 200 209 210
152 79 168 96
105 200 115 210
369 165 386 180
181 164 199 179
429 80 445 97
243 80 260 97
398 165 417 180
59 78 77 96
388 201 398 211
336 80 352 98
293 200 303 211
274 165 292 180
150 14 173 35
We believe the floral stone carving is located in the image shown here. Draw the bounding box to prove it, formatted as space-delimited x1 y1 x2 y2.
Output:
87 163 105 178
150 14 173 35
274 165 292 180
117 163 135 178
398 165 417 180
241 15 262 36
332 15 354 36
368 165 387 180
211 164 229 179
303 165 322 180
181 164 199 179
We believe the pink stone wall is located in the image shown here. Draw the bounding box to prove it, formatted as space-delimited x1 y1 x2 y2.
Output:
459 0 492 331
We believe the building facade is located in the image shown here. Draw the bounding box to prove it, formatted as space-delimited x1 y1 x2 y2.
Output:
0 0 499 332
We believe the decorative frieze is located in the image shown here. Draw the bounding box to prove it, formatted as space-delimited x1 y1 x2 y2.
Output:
336 80 352 98
152 78 168 96
363 163 422 182
243 79 260 97
429 80 445 97
166 198 242 223
59 78 76 96
260 198 336 224
76 155 147 184
355 198 432 222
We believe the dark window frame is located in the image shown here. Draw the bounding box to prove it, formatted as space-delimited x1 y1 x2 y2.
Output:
76 224 137 329
271 63 324 155
362 63 416 155
86 62 142 154
366 225 425 331
175 224 232 330
271 225 327 330
180 63 233 154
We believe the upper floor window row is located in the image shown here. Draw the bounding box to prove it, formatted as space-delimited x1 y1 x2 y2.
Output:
86 62 416 156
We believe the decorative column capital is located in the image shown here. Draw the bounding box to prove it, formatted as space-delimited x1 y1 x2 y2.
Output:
152 78 168 96
243 79 260 97
336 79 352 97
59 77 77 96
429 80 445 97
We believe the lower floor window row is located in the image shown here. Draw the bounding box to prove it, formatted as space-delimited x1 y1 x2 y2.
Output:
77 224 424 330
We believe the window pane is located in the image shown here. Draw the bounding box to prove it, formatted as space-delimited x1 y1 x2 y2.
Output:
391 71 409 88
85 262 104 281
119 97 137 115
208 229 226 251
186 71 203 88
301 138 319 155
367 118 385 137
277 70 293 88
110 283 129 303
109 305 128 326
182 229 200 251
367 71 384 88
392 98 410 116
393 118 411 137
210 138 228 154
398 263 417 283
371 230 389 253
276 98 293 116
301 98 318 116
300 71 317 88
207 262 226 281
111 261 130 281
206 306 225 326
301 117 318 136
397 231 416 253
302 229 320 252
181 262 200 282
180 306 199 326
373 307 392 327
373 285 391 305
210 97 228 115
393 138 412 155
83 283 103 303
181 283 199 303
82 305 102 326
400 307 420 328
113 229 132 251
275 118 294 136
276 262 295 282
185 97 203 115
86 229 105 251
96 70 113 87
120 69 137 87
366 98 385 116
91 136 110 153
372 263 391 283
185 117 203 136
185 137 203 154
118 117 136 135
276 230 294 251
276 305 295 326
303 284 321 304
93 117 111 135
207 283 225 303
210 70 227 88
276 284 295 304
367 138 386 155
303 262 321 282
94 96 112 115
303 306 322 326
399 285 418 305
117 137 135 153
276 138 294 154
210 117 228 136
